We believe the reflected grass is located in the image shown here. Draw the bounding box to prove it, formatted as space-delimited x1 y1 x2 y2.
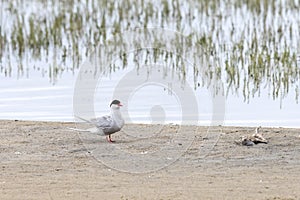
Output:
0 0 299 104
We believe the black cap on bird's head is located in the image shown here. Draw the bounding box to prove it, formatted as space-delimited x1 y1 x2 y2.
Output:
110 99 122 107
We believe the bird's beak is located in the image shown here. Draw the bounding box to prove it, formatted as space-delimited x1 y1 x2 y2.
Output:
118 103 123 106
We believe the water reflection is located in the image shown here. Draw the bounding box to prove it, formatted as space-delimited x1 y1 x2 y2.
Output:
1 0 299 103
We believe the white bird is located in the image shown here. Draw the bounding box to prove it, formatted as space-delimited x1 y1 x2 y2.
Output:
69 100 124 143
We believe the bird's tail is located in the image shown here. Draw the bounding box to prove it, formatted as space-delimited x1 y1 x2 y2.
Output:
67 127 104 135
67 127 92 132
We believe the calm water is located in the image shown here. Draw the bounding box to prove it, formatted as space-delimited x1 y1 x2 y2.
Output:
0 67 299 128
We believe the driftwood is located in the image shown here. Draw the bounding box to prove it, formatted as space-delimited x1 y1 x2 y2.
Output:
250 133 268 144
235 127 268 146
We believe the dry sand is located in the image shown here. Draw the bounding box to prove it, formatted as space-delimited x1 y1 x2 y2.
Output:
1 120 300 200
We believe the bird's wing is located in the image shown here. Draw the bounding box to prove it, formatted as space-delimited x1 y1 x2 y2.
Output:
90 115 113 128
75 115 116 134
75 115 113 127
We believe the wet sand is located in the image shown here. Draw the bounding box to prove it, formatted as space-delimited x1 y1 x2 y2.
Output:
1 120 300 200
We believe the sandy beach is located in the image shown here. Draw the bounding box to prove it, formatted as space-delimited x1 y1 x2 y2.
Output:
1 120 300 200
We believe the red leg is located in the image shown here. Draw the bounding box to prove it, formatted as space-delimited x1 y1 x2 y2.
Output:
106 135 115 143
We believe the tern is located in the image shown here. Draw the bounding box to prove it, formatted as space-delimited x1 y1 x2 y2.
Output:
69 100 124 143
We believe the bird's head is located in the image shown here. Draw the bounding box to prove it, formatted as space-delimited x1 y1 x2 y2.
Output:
110 99 123 109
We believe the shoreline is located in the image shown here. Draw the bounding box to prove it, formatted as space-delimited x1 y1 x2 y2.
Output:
1 120 300 199
2 119 300 129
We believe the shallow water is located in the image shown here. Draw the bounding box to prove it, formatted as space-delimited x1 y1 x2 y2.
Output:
0 67 299 128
